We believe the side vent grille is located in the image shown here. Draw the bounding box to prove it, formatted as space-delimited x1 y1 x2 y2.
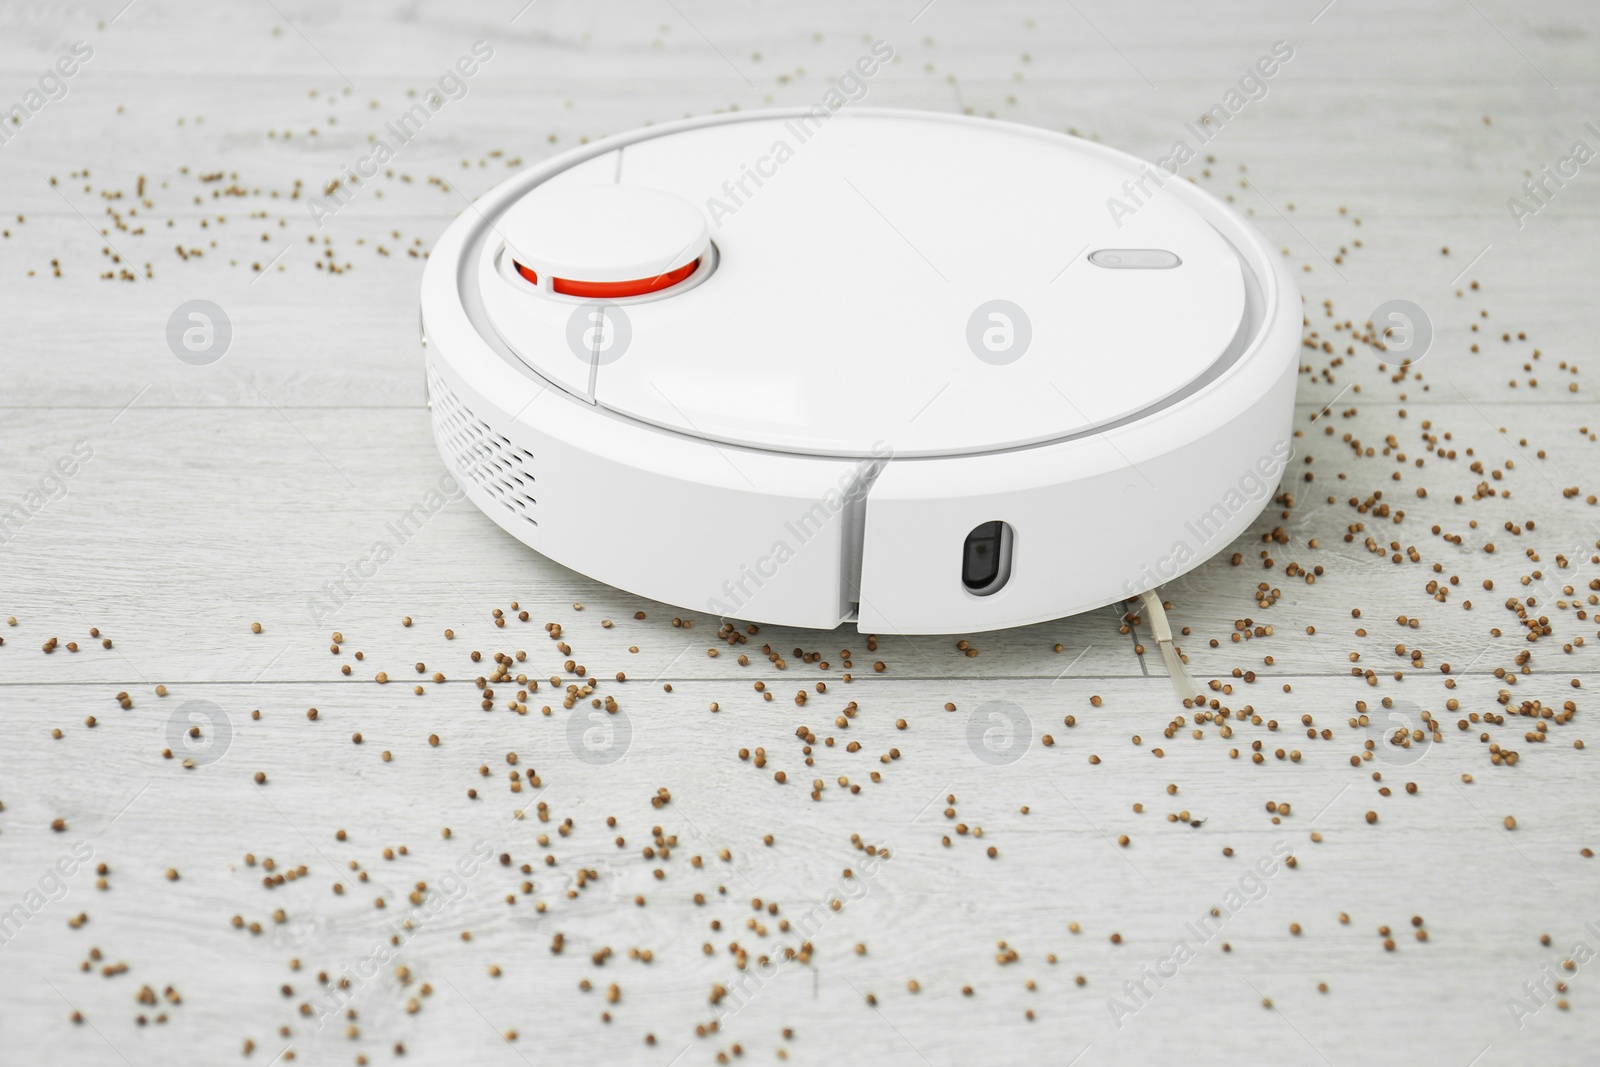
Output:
427 366 538 527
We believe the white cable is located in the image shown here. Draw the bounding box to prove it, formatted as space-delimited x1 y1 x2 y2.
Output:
1136 589 1203 706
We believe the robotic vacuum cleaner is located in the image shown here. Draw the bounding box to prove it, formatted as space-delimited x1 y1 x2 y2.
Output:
421 109 1300 635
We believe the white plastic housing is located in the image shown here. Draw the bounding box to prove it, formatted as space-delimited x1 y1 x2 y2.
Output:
421 109 1301 634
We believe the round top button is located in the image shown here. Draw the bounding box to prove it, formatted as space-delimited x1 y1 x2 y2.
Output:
500 183 710 287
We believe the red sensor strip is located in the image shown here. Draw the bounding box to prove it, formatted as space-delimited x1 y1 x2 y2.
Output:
514 259 699 298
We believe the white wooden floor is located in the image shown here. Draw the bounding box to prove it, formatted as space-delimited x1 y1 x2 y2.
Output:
3 1 1599 1064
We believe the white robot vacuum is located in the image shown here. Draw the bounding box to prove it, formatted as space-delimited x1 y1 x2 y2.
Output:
421 109 1300 637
